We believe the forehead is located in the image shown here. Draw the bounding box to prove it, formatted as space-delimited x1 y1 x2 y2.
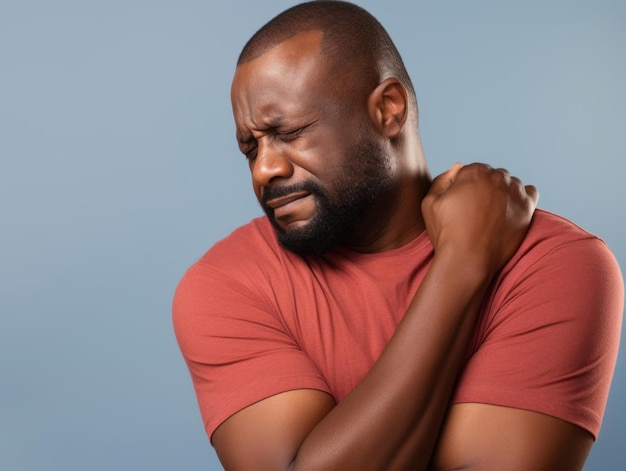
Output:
233 29 326 83
231 31 334 126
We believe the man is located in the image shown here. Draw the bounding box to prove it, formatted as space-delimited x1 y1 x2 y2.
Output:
174 2 623 469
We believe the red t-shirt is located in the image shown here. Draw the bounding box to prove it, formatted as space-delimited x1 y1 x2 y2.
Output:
173 209 623 442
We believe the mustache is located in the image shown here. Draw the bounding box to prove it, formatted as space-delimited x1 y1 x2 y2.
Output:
261 181 323 205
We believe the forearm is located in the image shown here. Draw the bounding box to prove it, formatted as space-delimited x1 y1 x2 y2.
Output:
290 251 493 471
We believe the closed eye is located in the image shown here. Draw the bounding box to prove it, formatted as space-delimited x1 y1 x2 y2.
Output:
277 127 304 141
244 145 257 161
238 141 257 161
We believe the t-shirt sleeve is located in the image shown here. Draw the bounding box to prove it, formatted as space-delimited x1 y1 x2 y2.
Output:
172 260 332 442
452 236 623 439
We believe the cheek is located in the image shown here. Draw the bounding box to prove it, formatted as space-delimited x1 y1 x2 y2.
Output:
299 143 344 177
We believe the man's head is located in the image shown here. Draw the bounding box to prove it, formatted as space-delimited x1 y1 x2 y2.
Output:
231 1 425 255
237 1 416 104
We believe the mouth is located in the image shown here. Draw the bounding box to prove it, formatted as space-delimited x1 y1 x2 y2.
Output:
264 191 314 227
265 191 311 210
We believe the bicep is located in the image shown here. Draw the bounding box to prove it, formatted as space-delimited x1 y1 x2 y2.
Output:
431 403 593 471
213 389 336 471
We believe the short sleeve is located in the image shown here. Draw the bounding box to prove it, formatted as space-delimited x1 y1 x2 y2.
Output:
173 261 331 442
452 237 623 439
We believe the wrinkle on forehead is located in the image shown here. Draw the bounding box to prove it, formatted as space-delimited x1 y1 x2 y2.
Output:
231 30 331 133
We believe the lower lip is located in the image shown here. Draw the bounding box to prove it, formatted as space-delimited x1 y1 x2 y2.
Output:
273 194 313 222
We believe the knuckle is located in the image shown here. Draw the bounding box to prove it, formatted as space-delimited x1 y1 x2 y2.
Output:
472 162 492 170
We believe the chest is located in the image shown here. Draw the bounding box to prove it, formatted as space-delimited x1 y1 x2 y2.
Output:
271 256 430 400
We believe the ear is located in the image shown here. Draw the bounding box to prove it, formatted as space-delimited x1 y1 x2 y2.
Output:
367 78 408 138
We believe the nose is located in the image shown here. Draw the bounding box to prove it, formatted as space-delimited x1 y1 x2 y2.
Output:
251 140 294 188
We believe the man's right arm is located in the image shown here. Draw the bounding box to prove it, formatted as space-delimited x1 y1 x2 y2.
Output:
212 163 539 471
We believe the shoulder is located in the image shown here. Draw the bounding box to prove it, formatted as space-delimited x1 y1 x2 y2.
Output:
523 208 601 247
172 217 314 345
504 208 621 282
174 217 273 305
199 216 282 267
494 208 623 321
179 216 298 289
173 218 280 339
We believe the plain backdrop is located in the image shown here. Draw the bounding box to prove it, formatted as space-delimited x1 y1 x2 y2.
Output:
1 1 624 469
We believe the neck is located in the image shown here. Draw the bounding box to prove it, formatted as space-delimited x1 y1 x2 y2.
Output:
346 125 431 253
346 166 431 254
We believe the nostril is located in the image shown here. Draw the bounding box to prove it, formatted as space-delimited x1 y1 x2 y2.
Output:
252 149 294 186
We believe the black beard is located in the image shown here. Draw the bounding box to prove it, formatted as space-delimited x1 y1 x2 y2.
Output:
261 139 391 256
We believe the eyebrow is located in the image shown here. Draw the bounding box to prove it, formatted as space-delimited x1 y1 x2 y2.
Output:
264 115 287 128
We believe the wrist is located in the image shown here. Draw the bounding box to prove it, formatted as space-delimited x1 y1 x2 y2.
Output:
431 245 496 289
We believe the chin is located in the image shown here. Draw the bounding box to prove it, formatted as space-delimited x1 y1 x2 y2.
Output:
277 223 346 257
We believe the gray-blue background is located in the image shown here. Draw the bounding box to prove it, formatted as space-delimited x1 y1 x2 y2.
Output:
1 1 624 469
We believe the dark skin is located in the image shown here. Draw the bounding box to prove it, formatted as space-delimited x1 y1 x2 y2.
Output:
215 30 593 470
